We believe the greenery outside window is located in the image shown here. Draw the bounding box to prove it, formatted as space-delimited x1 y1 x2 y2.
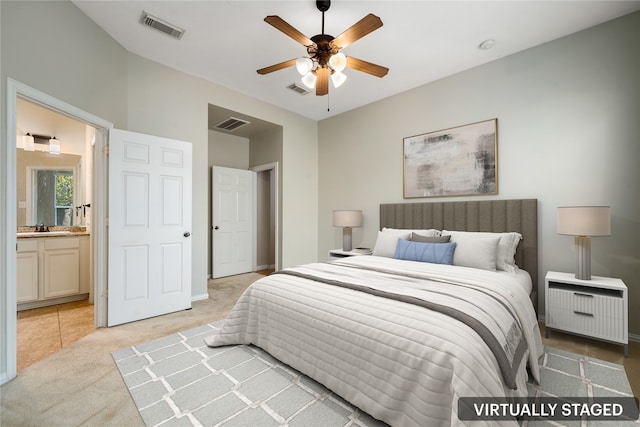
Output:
35 169 74 226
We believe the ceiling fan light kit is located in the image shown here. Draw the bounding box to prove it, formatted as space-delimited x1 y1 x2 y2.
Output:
329 52 347 72
296 57 313 75
331 70 347 88
257 0 388 97
301 71 317 89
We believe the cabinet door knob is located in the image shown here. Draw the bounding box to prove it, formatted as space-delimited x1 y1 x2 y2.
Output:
183 232 191 237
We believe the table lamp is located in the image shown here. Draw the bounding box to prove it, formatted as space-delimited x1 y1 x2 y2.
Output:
333 210 363 252
557 206 610 280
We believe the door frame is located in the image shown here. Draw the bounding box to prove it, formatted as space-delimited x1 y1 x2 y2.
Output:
2 78 112 384
252 162 279 272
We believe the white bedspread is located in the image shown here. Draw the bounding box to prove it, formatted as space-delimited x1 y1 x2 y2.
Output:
205 256 544 427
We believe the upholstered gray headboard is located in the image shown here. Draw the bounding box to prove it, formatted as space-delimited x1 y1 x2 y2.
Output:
380 199 538 307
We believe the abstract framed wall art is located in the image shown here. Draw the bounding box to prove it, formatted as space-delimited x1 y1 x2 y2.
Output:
403 118 498 198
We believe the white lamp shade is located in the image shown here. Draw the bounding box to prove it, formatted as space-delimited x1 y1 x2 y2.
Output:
296 57 313 75
331 71 347 88
329 52 347 72
333 210 363 227
557 206 610 236
301 71 316 89
22 134 35 151
49 137 61 154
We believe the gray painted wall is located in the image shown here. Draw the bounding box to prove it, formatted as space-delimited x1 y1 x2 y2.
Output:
318 12 640 336
1 0 317 381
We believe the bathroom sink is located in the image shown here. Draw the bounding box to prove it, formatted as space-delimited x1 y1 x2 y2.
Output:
17 231 73 237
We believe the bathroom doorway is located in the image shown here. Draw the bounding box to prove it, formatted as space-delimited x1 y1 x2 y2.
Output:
15 98 96 371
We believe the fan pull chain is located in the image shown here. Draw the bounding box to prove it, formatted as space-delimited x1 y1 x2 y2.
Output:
327 91 330 112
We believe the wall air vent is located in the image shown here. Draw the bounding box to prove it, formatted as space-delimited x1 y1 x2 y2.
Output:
288 83 312 95
139 11 185 40
213 117 251 132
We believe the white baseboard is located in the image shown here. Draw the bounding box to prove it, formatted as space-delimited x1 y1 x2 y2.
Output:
191 293 209 302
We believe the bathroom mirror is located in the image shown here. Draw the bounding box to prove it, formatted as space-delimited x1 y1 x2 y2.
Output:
16 150 82 227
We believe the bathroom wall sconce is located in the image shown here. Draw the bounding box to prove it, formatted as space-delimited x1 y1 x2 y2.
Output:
22 133 62 154
48 136 61 154
21 133 35 151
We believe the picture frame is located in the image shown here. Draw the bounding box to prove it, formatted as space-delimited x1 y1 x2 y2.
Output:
403 118 498 198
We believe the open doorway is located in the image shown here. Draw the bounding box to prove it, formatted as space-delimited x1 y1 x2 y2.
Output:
15 98 96 371
207 104 282 278
254 163 278 272
3 78 112 384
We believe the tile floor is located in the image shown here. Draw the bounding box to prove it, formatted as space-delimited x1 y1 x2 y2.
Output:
17 300 94 372
13 272 276 373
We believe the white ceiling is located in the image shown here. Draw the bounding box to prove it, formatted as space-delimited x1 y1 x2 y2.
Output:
72 1 640 122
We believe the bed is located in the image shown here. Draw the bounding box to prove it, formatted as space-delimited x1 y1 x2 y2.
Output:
206 199 543 426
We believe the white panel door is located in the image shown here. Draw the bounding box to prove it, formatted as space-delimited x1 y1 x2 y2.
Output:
212 166 255 278
108 129 192 326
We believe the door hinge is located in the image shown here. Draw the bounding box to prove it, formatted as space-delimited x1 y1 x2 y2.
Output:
104 144 110 156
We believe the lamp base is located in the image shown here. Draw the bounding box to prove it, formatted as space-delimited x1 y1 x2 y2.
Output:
342 227 353 252
575 235 591 280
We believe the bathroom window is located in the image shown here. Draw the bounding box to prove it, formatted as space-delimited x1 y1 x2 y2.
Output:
34 169 74 226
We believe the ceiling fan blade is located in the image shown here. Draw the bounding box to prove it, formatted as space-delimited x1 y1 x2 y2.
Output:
331 14 383 50
346 56 389 78
316 68 329 96
257 59 298 75
264 15 314 47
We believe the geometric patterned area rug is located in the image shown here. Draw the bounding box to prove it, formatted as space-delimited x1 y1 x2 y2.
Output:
527 347 638 426
112 322 637 427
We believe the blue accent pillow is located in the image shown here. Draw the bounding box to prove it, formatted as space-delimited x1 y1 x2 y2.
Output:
393 239 457 265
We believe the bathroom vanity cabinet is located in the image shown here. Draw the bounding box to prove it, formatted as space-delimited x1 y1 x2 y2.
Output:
17 234 90 310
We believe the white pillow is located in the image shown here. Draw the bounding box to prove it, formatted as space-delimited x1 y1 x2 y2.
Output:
445 233 500 271
442 230 522 273
373 231 411 257
382 227 441 237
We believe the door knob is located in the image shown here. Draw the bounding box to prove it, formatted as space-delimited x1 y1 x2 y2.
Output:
214 226 219 230
183 232 191 237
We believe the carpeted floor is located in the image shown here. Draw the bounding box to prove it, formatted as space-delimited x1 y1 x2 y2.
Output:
0 272 265 427
113 322 638 427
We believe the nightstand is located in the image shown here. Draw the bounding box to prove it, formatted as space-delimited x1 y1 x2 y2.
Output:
545 271 628 357
328 249 371 261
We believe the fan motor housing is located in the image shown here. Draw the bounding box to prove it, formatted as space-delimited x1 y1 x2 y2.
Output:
309 34 338 66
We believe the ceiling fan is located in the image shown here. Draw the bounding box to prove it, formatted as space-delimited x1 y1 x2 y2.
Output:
257 0 389 96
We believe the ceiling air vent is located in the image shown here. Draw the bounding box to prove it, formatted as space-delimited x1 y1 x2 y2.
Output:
288 83 311 95
139 11 185 40
214 117 251 132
